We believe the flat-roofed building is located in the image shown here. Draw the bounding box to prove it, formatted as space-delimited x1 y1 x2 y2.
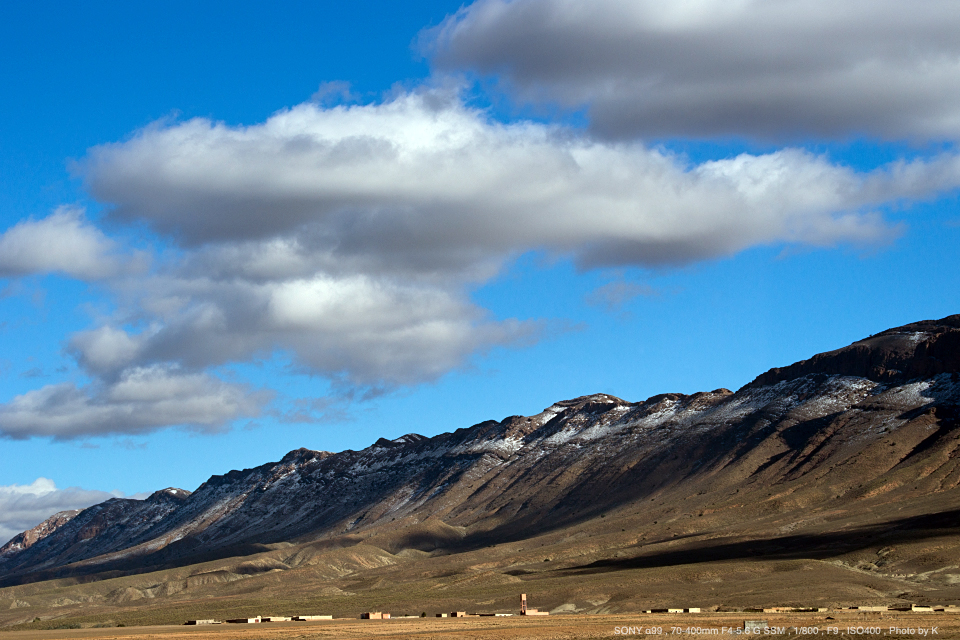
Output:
520 593 550 616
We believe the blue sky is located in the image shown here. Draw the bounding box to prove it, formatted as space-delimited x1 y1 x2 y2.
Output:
1 0 959 544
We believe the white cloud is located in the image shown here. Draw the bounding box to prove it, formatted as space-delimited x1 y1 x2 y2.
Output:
0 479 117 547
69 326 144 376
0 366 268 440
426 0 960 141
0 207 122 280
1 478 56 496
83 92 934 265
67 272 532 388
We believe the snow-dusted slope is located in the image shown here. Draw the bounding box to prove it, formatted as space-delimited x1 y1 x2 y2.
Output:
0 510 80 556
2 315 959 586
0 489 190 578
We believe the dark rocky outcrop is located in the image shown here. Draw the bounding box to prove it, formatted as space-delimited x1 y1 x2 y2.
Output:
744 314 960 389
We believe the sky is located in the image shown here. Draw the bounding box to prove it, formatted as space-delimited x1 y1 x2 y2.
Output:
1 0 959 546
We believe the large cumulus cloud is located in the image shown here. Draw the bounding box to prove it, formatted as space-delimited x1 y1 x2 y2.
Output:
84 93 926 263
426 0 960 141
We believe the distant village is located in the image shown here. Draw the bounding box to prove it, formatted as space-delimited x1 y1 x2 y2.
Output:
184 596 960 625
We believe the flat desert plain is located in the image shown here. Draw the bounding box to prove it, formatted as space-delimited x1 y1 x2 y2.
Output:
2 613 959 640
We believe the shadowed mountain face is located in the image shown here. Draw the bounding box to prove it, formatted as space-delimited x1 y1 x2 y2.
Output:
1 315 959 589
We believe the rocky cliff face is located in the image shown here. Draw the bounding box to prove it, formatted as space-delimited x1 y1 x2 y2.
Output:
2 315 959 587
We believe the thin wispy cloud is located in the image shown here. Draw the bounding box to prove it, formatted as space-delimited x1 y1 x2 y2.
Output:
586 281 658 312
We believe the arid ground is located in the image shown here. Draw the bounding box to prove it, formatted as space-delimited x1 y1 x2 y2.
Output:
4 489 960 633
2 612 960 640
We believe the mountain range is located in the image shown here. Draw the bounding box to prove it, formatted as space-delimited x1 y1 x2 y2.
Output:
2 314 960 622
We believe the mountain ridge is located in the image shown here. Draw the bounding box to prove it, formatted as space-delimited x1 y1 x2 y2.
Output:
744 314 960 389
2 314 959 591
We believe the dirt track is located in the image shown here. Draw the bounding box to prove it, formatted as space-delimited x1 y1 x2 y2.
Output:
4 613 959 640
